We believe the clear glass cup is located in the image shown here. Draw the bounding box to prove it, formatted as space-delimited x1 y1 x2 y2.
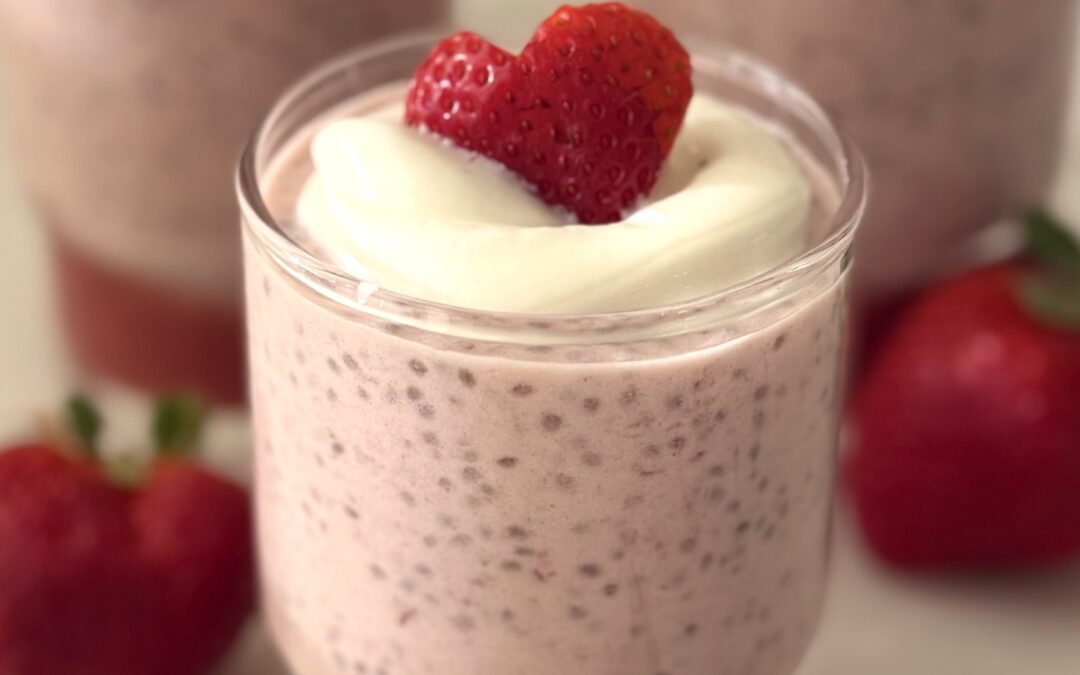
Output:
238 35 865 675
0 0 447 405
634 0 1077 305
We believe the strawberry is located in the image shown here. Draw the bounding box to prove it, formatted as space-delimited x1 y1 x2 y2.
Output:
0 396 253 675
405 2 692 224
846 210 1080 569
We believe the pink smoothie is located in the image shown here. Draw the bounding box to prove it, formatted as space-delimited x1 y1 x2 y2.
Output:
240 39 863 675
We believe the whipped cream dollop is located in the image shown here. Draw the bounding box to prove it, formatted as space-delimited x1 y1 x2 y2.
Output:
297 92 811 314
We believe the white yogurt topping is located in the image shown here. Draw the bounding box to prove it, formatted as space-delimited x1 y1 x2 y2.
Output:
296 92 811 314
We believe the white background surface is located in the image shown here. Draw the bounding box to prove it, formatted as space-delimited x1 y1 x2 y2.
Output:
2 3 1080 674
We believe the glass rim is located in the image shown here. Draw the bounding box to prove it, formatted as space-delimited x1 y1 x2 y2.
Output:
236 29 867 327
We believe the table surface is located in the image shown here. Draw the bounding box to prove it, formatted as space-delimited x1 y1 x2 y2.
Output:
3 4 1080 673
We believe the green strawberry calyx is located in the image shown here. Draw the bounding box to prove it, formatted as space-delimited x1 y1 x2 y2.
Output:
64 394 103 456
1017 208 1080 331
57 393 206 486
152 394 206 456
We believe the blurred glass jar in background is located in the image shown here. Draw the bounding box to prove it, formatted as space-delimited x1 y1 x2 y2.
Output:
0 0 448 405
636 0 1077 311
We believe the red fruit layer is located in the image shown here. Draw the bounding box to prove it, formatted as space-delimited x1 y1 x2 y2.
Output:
51 231 245 406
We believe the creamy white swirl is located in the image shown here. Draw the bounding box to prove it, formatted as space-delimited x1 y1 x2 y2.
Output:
297 92 811 314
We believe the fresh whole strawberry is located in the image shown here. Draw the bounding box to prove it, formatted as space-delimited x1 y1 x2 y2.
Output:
405 2 693 224
846 210 1080 569
0 396 253 675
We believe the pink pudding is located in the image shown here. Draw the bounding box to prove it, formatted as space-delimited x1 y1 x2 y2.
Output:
240 30 865 675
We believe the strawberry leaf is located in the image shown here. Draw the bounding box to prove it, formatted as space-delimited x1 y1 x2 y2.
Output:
1018 208 1080 331
1023 208 1080 282
1018 276 1080 330
65 394 102 455
152 395 205 455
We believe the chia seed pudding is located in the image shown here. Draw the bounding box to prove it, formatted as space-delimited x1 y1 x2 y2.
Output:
239 35 864 675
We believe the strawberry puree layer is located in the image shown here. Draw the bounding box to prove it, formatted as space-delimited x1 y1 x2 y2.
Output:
52 232 245 406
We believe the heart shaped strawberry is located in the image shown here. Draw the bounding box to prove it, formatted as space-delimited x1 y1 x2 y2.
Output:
0 396 253 675
405 2 693 224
